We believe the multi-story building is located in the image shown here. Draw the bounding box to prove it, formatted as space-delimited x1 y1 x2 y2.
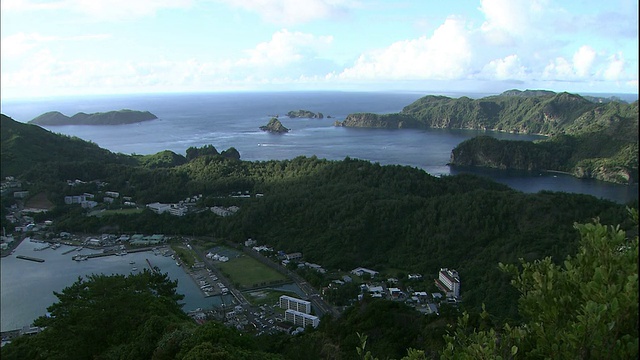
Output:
435 268 460 299
279 295 311 314
284 309 320 328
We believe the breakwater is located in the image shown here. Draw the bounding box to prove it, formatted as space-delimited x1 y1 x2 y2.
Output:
16 255 45 263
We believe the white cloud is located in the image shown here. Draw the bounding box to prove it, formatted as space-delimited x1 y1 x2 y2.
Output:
603 53 625 81
1 29 338 96
338 17 472 81
542 47 630 82
2 0 193 19
239 29 333 67
479 0 548 44
572 46 596 77
217 0 357 24
481 55 526 80
1 32 111 59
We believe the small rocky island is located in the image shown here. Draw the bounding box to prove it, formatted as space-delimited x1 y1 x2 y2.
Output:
259 118 289 133
29 109 158 126
287 110 324 119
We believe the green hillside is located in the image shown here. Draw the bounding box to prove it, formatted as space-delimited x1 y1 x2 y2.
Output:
450 100 639 184
335 91 638 184
0 114 135 178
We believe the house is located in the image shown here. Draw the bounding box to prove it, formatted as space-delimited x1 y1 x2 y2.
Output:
351 267 379 278
285 252 302 261
86 238 102 247
408 273 422 280
81 200 98 208
105 191 120 198
252 245 272 252
211 206 233 217
65 195 87 204
435 268 460 299
245 238 257 247
388 287 404 299
13 191 29 198
147 202 171 214
367 285 384 298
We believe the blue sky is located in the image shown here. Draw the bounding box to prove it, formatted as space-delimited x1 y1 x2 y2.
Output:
1 0 638 99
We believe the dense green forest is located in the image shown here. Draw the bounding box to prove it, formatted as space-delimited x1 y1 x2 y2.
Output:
3 215 636 359
1 112 638 358
336 91 639 184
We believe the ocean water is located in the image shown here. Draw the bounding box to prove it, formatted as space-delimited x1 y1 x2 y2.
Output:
1 91 636 203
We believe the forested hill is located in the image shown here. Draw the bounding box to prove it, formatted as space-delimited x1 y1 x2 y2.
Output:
29 109 158 125
0 114 136 178
0 115 239 178
450 100 639 184
337 90 633 135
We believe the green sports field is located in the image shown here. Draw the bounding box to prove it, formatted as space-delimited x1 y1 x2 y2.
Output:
216 254 287 288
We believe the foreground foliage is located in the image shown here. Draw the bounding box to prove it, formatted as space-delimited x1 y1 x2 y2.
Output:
441 211 639 359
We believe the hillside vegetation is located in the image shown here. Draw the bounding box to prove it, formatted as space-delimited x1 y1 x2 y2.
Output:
335 90 639 184
1 109 637 359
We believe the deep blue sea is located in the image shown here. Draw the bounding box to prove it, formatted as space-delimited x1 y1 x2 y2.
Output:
2 91 636 203
1 91 638 331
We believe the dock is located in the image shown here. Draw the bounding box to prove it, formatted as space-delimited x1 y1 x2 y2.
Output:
61 248 78 255
16 255 45 263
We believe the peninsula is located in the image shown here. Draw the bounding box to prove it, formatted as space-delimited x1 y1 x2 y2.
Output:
29 109 158 126
335 90 639 185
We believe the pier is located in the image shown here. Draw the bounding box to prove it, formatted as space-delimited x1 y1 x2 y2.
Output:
16 255 45 263
70 247 157 261
61 247 78 255
145 258 160 273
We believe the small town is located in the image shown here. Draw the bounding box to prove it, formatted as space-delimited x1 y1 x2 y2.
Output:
1 174 461 345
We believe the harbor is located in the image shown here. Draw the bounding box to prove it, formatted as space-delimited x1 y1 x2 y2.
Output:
2 238 232 333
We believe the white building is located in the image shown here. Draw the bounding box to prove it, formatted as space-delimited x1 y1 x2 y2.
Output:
435 268 460 299
65 195 87 204
284 309 319 328
279 295 311 314
169 204 188 216
351 267 379 278
147 202 171 214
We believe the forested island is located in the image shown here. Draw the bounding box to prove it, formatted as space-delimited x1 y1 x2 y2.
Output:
1 111 637 359
29 109 158 125
335 90 638 184
287 109 324 119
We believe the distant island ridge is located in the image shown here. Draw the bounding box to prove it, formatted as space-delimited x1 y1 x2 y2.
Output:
29 109 158 126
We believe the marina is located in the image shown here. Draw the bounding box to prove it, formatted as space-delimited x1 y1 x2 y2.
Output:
2 239 233 332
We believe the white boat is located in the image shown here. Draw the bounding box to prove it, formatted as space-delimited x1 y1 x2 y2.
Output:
129 261 135 264
131 267 138 271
